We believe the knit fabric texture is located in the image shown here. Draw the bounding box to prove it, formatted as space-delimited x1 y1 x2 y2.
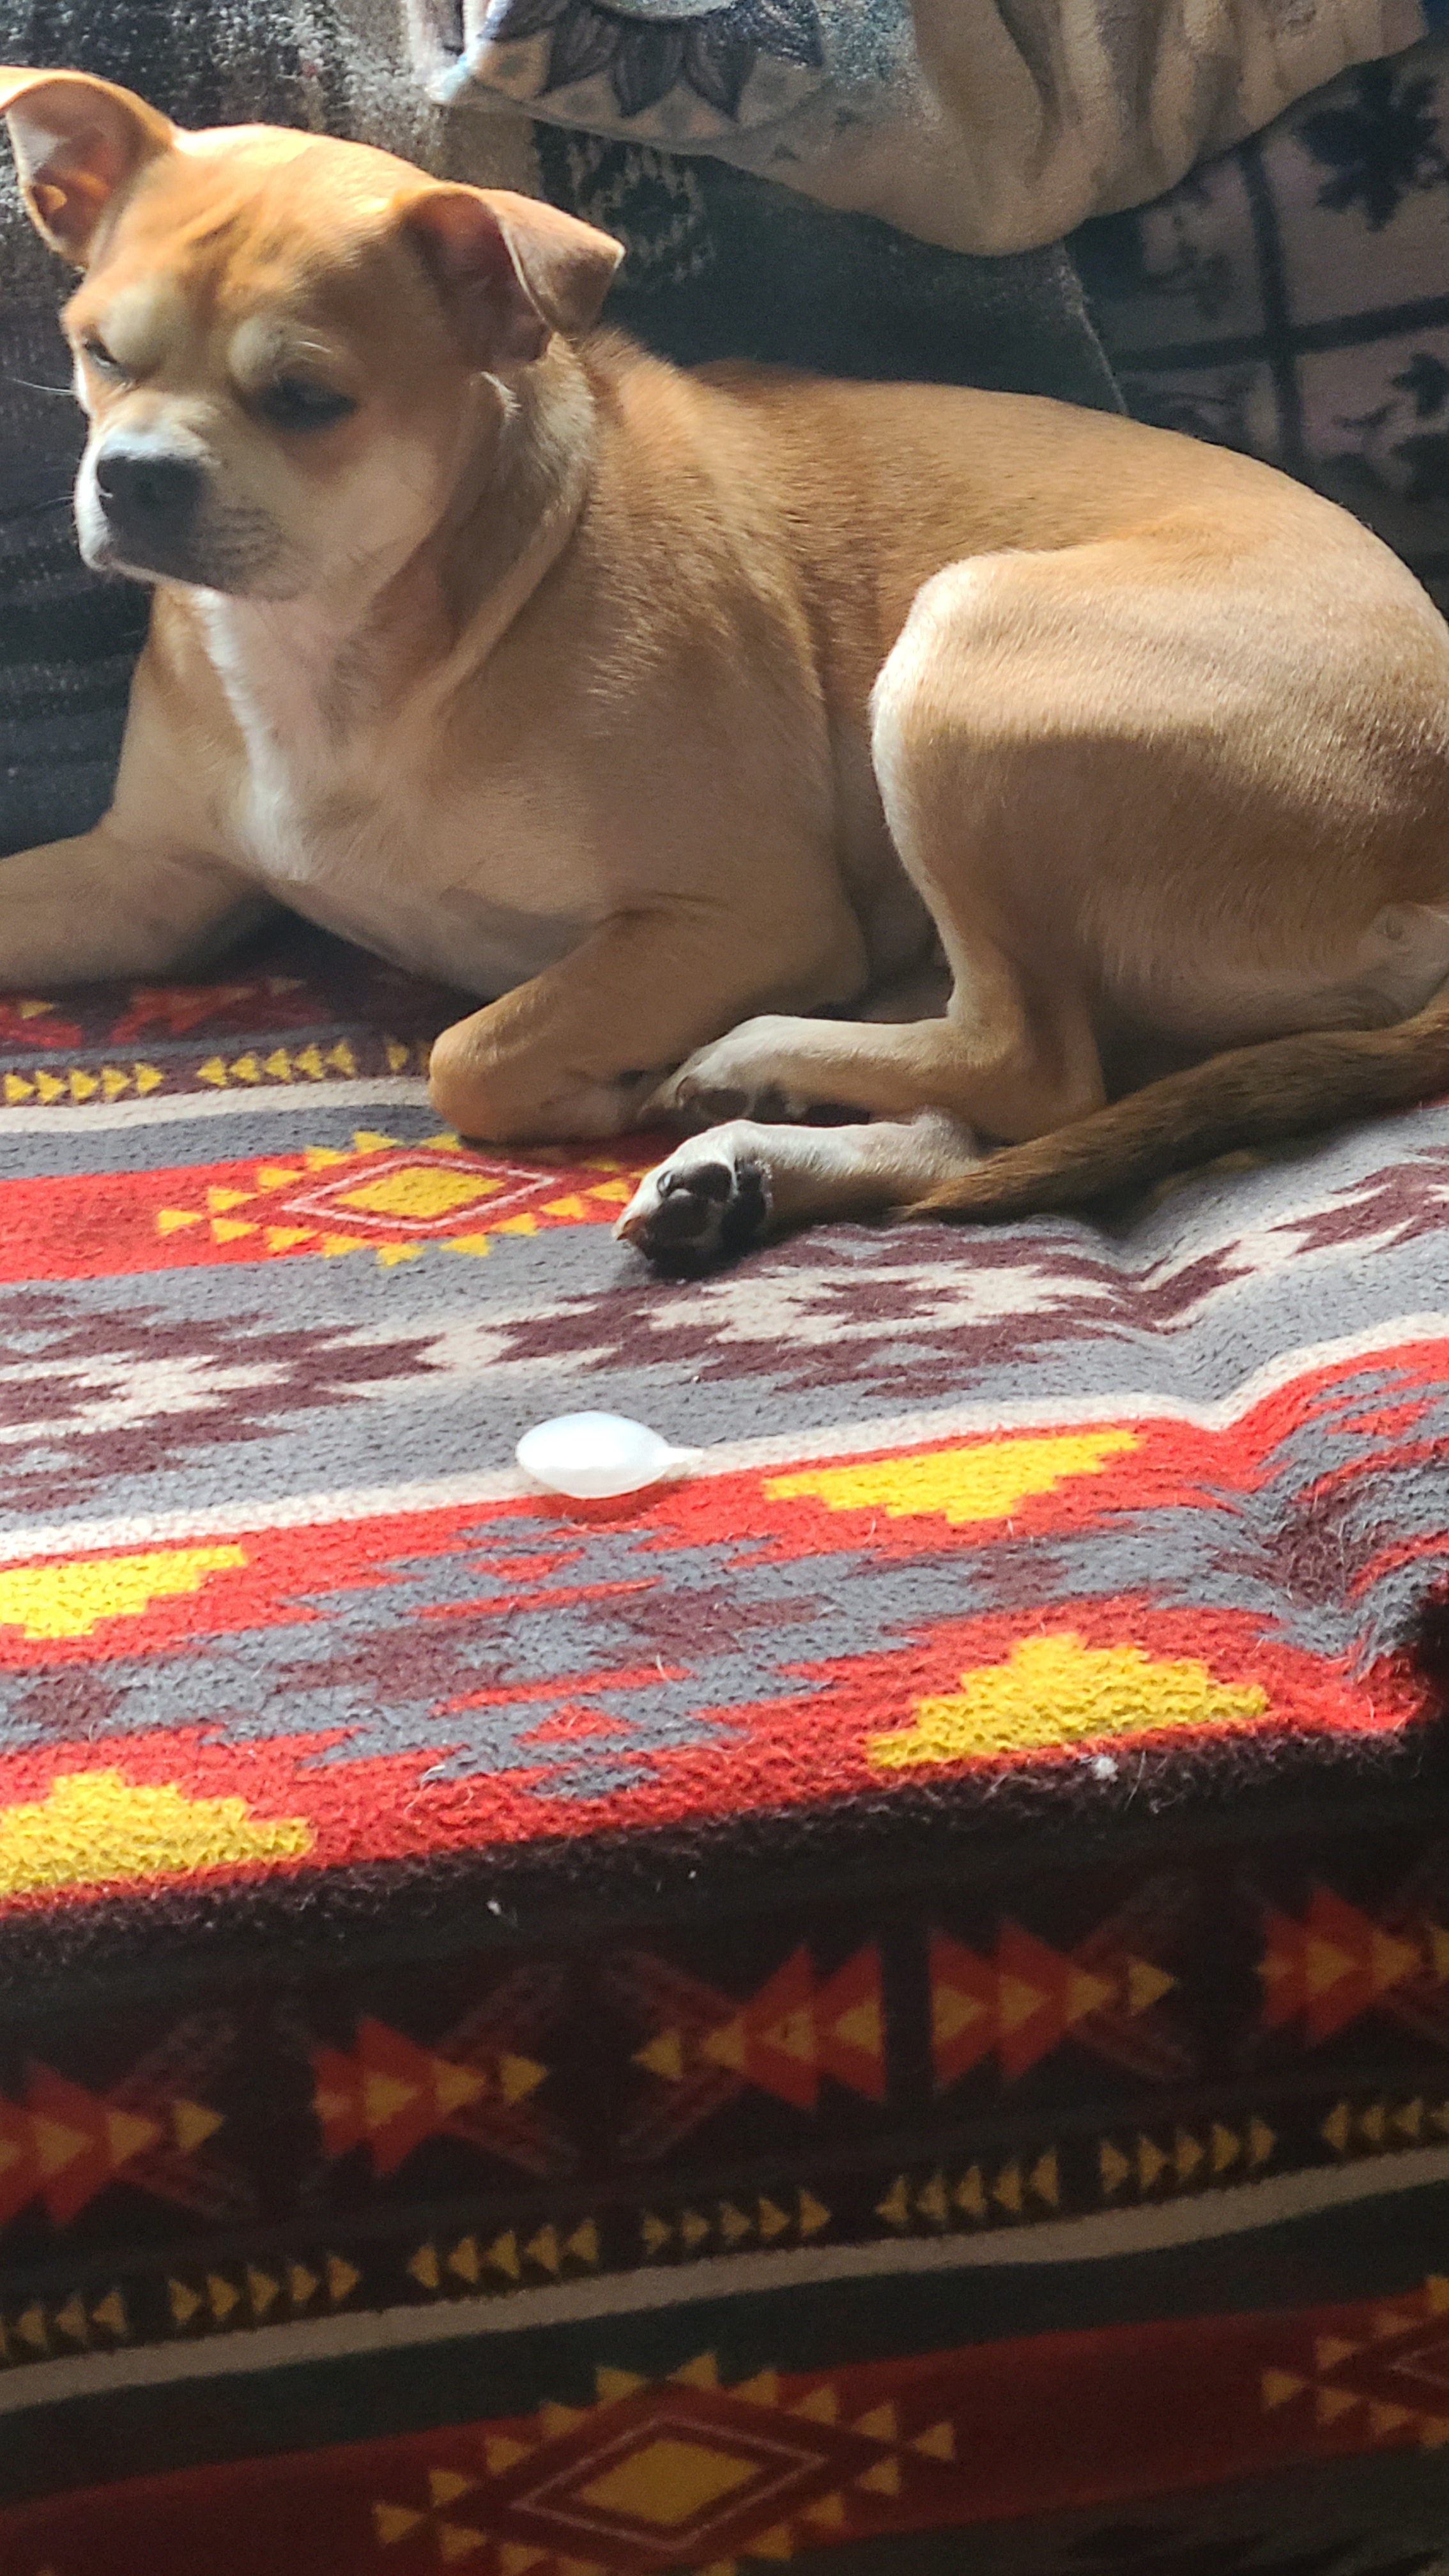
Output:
4 924 1449 2568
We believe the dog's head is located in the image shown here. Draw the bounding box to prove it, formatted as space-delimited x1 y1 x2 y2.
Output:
0 67 622 598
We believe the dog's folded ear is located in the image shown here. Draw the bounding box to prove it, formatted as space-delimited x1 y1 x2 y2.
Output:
0 67 175 263
402 185 624 368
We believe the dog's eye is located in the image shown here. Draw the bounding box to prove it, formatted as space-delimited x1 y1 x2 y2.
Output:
256 377 358 432
80 334 126 376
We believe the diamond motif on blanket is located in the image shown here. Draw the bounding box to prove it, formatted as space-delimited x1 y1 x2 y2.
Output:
279 1149 545 1237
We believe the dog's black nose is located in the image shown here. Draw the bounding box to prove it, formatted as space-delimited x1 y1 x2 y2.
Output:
94 446 204 532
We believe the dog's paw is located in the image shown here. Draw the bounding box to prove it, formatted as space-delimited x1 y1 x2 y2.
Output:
616 1126 772 1271
648 1023 812 1130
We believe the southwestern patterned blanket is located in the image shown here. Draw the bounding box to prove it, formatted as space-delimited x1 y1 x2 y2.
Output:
1 924 1448 1879
5 926 1449 2573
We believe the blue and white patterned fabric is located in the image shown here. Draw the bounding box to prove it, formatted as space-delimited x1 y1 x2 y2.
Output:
1075 28 1449 618
413 0 1432 253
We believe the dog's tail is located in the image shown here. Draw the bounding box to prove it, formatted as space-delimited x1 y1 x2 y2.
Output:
907 980 1449 1222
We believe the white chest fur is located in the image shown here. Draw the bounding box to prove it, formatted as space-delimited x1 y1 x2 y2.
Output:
197 595 595 998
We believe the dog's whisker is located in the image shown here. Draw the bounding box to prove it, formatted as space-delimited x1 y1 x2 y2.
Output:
1 491 75 523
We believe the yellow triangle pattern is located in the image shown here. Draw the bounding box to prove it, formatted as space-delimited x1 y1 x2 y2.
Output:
1097 2119 1275 2199
877 2156 1062 2231
872 1633 1268 1765
4 1061 164 1105
0 2287 130 2358
634 2186 834 2260
1259 2280 1449 2451
1322 2095 1449 2160
766 1430 1138 1526
148 1119 649 1268
0 1545 245 1641
0 1769 313 1896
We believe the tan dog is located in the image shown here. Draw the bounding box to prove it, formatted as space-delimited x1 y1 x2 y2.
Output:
4 65 1449 1269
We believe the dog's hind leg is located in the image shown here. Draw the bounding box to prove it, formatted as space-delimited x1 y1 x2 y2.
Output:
628 518 1449 1266
646 555 1111 1159
616 1108 981 1267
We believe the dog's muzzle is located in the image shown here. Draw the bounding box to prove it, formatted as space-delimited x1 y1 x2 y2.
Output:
91 436 207 568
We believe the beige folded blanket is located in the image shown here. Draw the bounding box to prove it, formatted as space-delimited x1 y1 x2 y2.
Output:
416 0 1431 253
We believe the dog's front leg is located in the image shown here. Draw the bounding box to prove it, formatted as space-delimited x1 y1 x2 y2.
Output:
0 825 276 986
428 903 865 1145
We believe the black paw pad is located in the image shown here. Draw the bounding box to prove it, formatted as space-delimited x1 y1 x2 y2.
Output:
719 1158 769 1252
641 1156 770 1273
666 1160 733 1206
